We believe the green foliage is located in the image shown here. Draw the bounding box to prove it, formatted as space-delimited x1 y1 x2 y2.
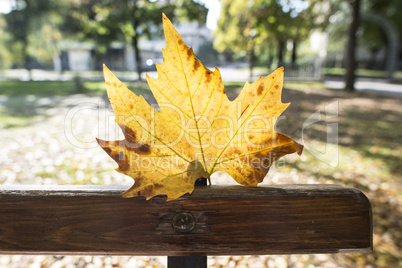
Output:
27 12 64 64
214 0 334 67
0 80 104 96
0 16 13 69
3 0 64 68
362 0 402 54
66 0 207 54
0 79 246 97
63 0 207 78
327 0 402 64
1 0 207 75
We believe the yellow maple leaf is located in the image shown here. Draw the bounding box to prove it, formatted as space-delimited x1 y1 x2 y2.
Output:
97 14 303 201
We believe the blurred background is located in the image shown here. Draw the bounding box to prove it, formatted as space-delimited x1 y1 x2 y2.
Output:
0 0 401 267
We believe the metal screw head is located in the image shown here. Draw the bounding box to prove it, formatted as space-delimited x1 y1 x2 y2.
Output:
172 212 196 233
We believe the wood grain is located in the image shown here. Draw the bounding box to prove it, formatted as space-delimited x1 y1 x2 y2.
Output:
0 185 372 256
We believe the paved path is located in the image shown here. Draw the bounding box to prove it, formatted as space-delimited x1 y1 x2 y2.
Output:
324 78 402 98
1 68 401 98
214 68 402 98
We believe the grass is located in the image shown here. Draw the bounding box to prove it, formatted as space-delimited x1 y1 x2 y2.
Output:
0 79 197 96
324 67 402 79
0 80 154 129
0 80 113 96
238 66 402 79
0 114 43 128
223 81 328 94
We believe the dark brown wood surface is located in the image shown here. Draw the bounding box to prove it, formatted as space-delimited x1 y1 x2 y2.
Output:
0 185 372 256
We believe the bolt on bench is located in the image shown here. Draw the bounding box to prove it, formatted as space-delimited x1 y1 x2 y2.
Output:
0 184 372 267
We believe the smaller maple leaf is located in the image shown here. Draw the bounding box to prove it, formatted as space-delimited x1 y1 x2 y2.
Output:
97 14 303 201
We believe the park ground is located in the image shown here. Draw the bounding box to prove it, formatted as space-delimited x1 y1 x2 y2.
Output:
0 75 401 267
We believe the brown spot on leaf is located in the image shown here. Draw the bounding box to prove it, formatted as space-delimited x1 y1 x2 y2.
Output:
257 84 264 96
178 39 183 45
134 143 151 155
103 147 112 155
187 48 192 60
129 104 134 109
193 60 200 72
140 184 154 197
134 179 142 188
246 172 256 182
154 183 163 190
274 85 279 89
110 151 130 171
120 126 137 143
110 151 119 162
262 137 273 146
205 70 212 83
118 160 130 171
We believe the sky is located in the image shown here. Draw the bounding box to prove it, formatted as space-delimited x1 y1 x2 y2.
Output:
0 0 15 14
197 0 221 30
0 0 221 30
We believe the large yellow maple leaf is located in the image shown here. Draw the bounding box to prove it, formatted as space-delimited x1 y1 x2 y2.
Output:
97 14 303 200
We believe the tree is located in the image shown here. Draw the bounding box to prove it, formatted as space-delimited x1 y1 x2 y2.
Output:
0 16 13 70
360 20 386 69
344 0 361 91
253 0 291 68
333 0 401 89
363 0 401 79
4 0 60 80
215 0 333 74
214 0 262 79
68 0 207 81
287 0 333 66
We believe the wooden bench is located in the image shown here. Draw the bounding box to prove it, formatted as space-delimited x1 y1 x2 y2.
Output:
0 184 372 267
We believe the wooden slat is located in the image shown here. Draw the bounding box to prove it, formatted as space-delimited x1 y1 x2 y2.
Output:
0 185 372 256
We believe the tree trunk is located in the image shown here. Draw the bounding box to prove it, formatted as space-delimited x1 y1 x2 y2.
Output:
344 0 361 91
24 55 32 81
277 39 285 68
132 37 142 81
381 45 388 70
92 50 105 71
22 38 32 81
249 44 255 81
267 47 273 71
132 19 142 81
291 39 297 68
366 49 378 69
